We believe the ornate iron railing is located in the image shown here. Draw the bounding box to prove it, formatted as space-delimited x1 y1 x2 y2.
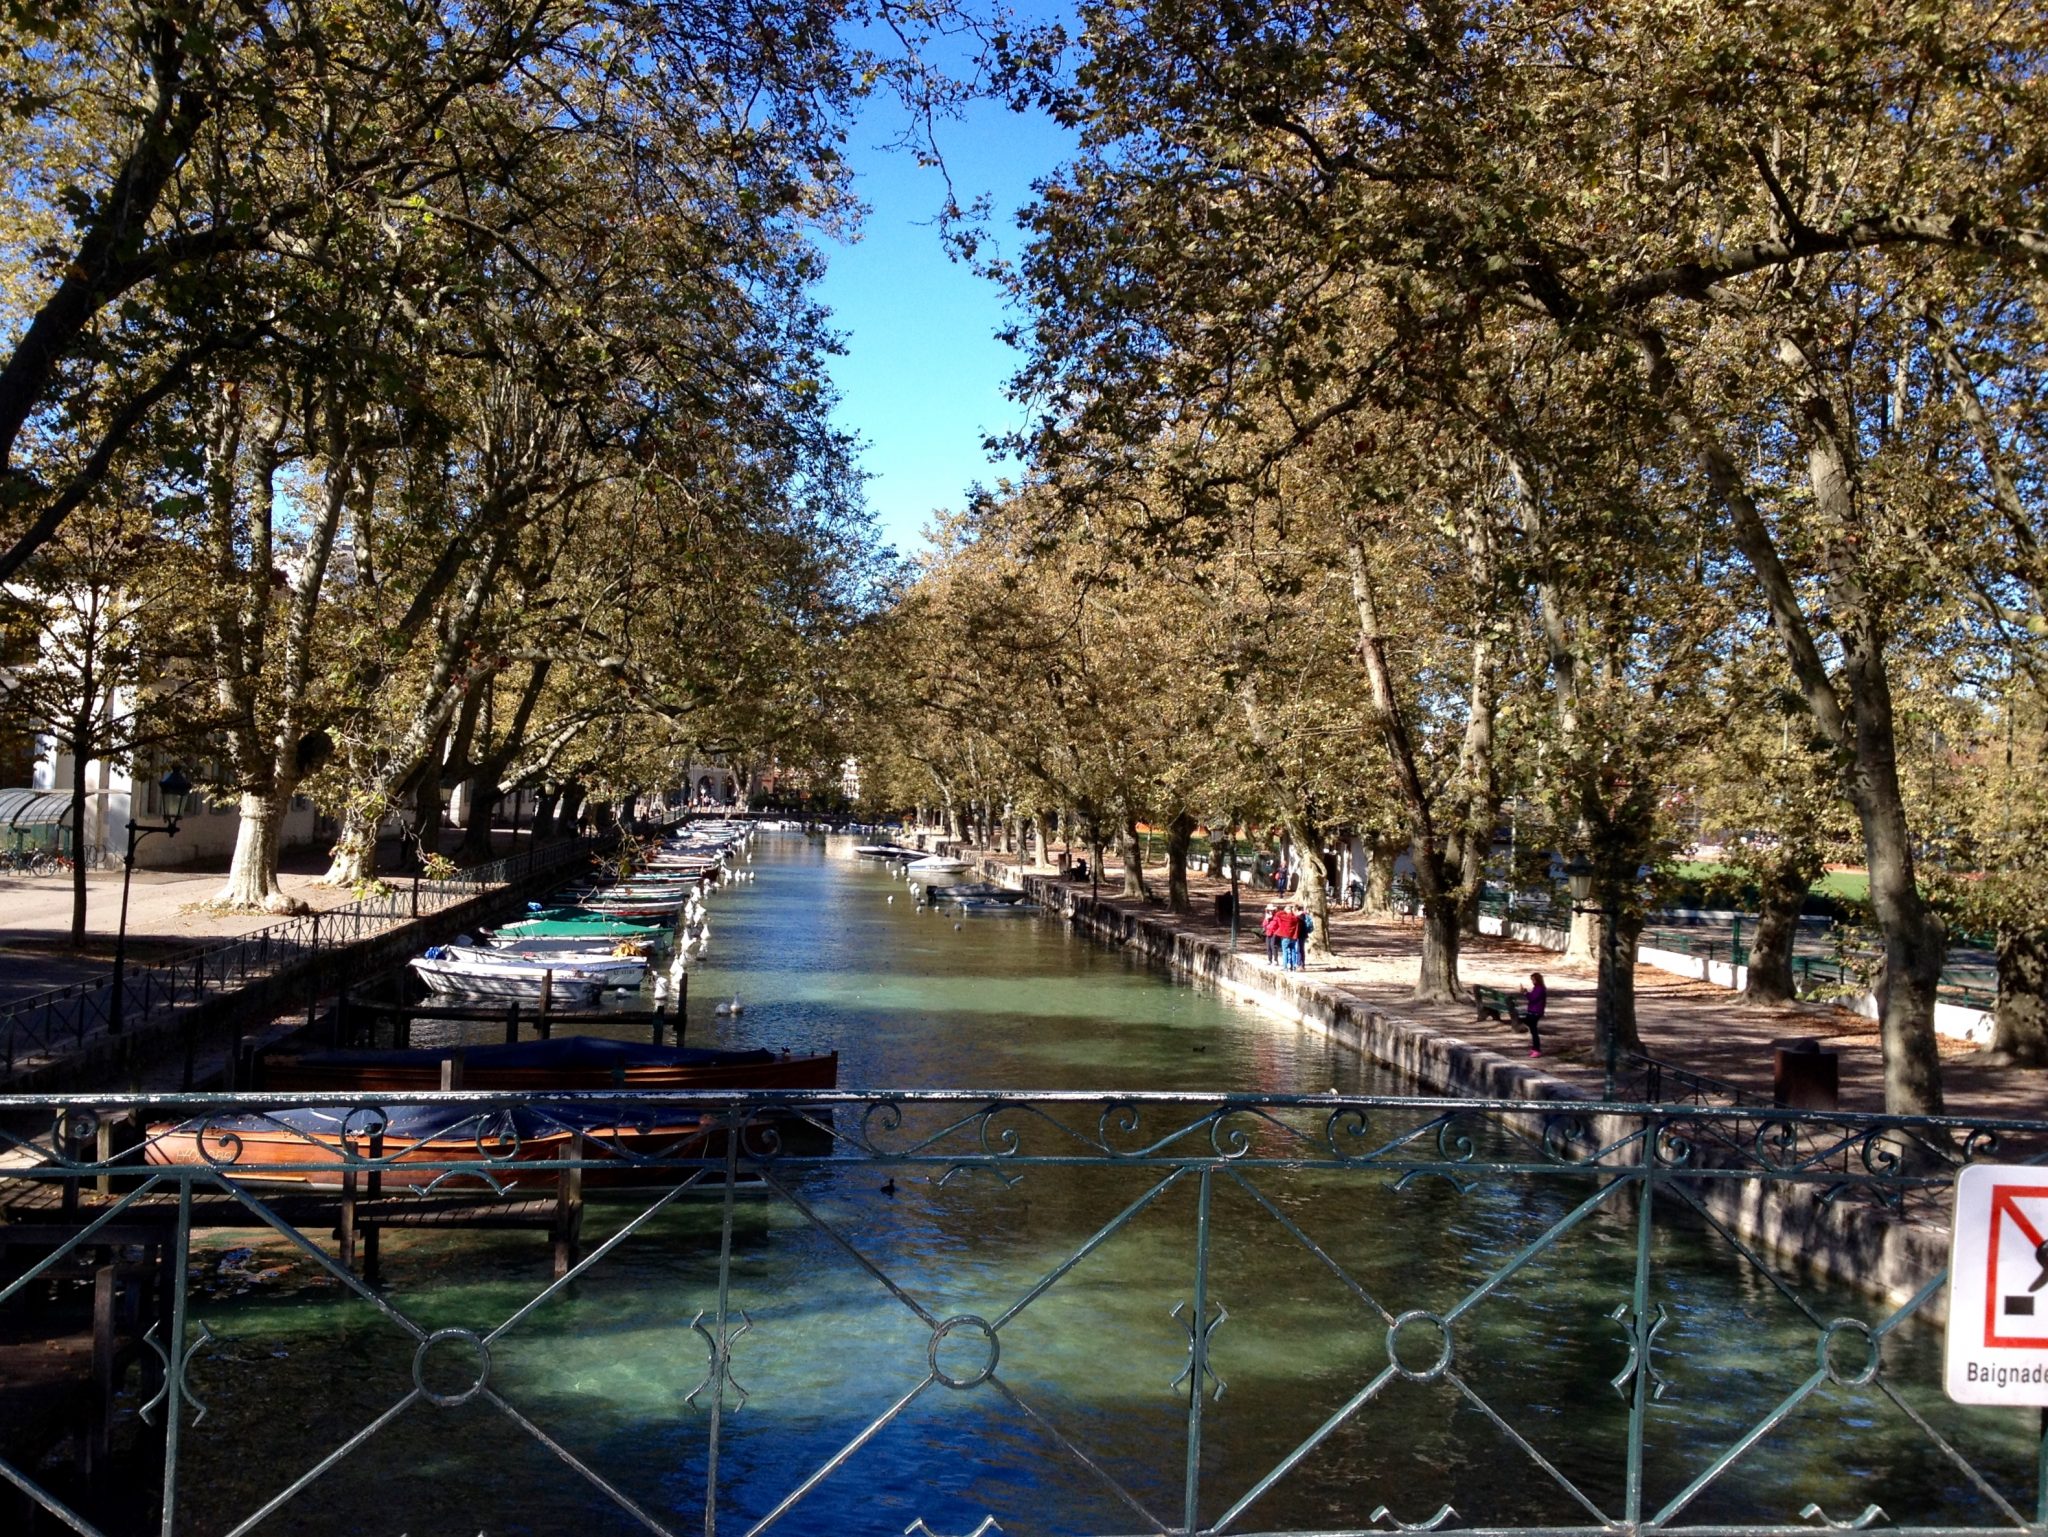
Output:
0 1090 2041 1537
0 838 599 1077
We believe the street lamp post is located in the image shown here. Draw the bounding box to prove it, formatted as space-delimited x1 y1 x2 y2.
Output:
109 768 193 1036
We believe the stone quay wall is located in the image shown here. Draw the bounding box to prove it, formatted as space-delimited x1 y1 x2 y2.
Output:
989 861 1952 1322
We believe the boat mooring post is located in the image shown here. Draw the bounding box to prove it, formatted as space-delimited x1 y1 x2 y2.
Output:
649 1004 665 1046
505 1001 521 1045
553 1131 586 1280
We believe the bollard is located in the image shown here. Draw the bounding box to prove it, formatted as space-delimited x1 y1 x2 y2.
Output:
650 1005 665 1046
1772 1037 1839 1110
504 1002 520 1045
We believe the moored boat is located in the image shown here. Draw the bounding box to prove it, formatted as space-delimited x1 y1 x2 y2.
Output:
408 952 608 1006
934 883 1030 904
261 1037 840 1094
433 944 648 990
143 1102 716 1190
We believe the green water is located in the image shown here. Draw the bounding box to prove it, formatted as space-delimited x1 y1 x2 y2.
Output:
168 835 2039 1536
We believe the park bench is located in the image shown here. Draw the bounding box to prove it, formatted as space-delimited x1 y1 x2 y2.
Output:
1471 984 1530 1030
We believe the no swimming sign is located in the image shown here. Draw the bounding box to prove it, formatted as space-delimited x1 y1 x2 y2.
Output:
1946 1165 2048 1403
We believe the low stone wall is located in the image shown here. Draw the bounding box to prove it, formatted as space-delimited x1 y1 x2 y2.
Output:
996 861 1953 1321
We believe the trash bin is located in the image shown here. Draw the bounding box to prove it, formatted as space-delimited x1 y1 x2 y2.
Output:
1772 1037 1839 1110
1215 892 1237 923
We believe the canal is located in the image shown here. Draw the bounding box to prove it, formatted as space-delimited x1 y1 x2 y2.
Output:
162 833 2036 1536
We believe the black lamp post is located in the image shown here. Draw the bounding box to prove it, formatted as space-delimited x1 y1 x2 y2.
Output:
1564 853 1626 1097
109 768 192 1036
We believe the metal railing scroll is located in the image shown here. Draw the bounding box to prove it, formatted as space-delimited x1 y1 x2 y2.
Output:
0 838 597 1076
0 1089 2041 1537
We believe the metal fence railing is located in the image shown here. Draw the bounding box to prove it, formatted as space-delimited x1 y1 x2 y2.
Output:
0 1090 2039 1537
1476 896 2000 1013
0 838 598 1077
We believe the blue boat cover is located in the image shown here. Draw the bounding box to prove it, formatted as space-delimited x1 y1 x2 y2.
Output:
290 1037 776 1071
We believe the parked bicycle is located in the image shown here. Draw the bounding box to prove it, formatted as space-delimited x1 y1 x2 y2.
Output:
0 848 71 876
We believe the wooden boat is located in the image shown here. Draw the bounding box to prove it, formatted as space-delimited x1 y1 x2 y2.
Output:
905 855 971 877
565 899 691 919
143 1103 718 1191
262 1037 840 1094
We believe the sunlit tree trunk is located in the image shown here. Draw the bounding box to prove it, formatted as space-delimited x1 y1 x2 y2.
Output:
1743 862 1815 1006
1165 810 1195 912
1119 809 1149 899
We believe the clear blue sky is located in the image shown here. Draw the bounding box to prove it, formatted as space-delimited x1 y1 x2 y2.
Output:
814 76 1076 556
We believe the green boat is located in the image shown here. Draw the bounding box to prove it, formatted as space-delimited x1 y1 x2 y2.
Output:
497 910 675 941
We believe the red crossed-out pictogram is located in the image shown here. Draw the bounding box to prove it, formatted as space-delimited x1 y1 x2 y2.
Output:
1984 1184 2048 1349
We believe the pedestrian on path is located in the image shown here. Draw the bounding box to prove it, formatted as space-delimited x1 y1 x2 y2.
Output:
1277 904 1304 970
1262 903 1282 965
1297 907 1314 969
1524 971 1547 1057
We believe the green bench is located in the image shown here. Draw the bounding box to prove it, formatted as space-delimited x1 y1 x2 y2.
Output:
1472 984 1530 1028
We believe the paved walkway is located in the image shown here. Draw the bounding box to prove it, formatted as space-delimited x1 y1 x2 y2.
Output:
978 851 2046 1124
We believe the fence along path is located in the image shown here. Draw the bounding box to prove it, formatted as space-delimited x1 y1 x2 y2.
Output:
0 839 595 1082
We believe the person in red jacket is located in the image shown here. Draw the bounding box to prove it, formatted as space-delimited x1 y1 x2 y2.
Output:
1275 904 1304 970
1261 903 1283 964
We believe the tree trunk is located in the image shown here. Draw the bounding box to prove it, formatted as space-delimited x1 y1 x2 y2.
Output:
1120 812 1149 899
1299 845 1333 963
1165 811 1195 913
457 781 498 863
67 705 91 943
324 801 380 886
1417 898 1460 1001
1986 928 2048 1066
1348 542 1462 1000
1742 865 1813 1006
1364 842 1395 916
1595 907 1647 1058
215 791 303 911
412 773 443 861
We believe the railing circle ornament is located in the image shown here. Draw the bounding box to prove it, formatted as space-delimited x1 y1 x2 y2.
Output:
1818 1317 1882 1387
929 1314 1001 1389
1386 1310 1453 1382
414 1327 492 1408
